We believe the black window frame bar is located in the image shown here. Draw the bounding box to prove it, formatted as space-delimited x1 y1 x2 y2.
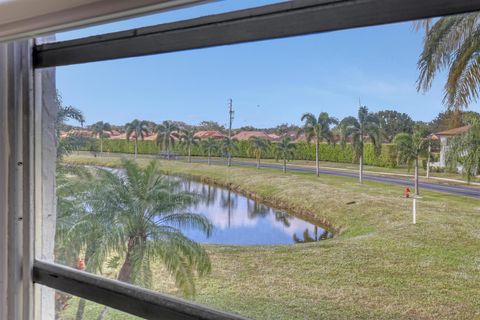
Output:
34 0 480 69
33 260 249 320
31 0 480 319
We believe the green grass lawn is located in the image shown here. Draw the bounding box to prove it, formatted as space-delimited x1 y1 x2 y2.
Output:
61 155 480 319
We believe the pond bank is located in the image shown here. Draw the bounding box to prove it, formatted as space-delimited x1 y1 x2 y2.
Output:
160 170 340 235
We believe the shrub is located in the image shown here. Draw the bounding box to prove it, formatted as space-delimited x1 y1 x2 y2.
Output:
77 139 397 168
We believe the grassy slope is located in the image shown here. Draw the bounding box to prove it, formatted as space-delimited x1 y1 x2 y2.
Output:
62 155 480 320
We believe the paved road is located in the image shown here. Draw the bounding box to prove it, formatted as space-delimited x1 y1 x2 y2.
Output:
190 159 480 199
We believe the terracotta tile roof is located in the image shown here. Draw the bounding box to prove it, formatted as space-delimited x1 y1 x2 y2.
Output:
67 129 94 138
232 131 274 141
143 133 158 141
434 125 472 137
267 133 281 141
109 133 127 140
194 130 226 140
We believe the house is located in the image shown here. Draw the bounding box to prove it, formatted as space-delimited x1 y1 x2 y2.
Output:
194 130 226 140
431 125 471 168
232 131 275 141
267 133 281 141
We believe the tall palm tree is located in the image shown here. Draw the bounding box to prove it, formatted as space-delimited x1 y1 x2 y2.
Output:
155 121 179 160
249 137 269 169
339 106 381 183
394 126 430 195
275 137 295 173
181 129 199 163
221 137 237 167
201 138 218 165
417 13 480 111
301 112 337 176
91 160 212 320
125 119 149 159
446 119 480 183
91 121 111 156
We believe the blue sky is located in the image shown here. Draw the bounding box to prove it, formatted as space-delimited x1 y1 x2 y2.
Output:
55 0 479 128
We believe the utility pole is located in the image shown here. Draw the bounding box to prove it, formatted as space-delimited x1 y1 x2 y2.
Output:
227 99 234 166
358 98 364 184
426 139 431 179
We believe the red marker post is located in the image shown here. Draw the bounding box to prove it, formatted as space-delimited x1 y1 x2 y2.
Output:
404 186 411 198
76 257 85 271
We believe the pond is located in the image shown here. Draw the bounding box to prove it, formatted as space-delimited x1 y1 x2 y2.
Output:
176 177 333 245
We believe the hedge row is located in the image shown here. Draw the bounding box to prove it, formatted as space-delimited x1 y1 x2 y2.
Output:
80 139 398 168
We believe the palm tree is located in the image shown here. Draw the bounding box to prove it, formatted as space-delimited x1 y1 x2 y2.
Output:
339 106 381 183
91 160 212 320
301 112 337 176
249 137 269 169
55 94 85 159
201 138 218 165
417 13 480 111
293 228 330 243
221 137 237 167
55 166 91 319
91 121 111 156
275 137 295 173
394 126 430 195
446 119 480 183
125 119 149 159
56 166 124 320
155 121 179 160
181 129 199 163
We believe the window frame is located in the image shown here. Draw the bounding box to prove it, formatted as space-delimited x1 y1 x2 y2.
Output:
2 0 480 319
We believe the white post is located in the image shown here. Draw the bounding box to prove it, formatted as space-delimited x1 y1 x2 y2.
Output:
413 198 417 224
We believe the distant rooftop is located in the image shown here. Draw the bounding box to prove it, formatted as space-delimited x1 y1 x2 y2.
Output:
232 131 274 141
434 125 472 137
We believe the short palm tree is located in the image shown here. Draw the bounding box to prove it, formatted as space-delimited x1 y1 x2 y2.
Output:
181 129 199 163
275 137 295 173
56 166 123 320
201 138 218 165
301 112 337 176
339 106 381 183
155 121 179 160
91 121 111 156
417 13 480 111
125 119 149 159
55 94 85 159
91 160 212 320
394 126 430 195
446 119 480 182
249 137 269 169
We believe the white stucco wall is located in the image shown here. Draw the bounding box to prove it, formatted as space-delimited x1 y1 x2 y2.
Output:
439 136 448 167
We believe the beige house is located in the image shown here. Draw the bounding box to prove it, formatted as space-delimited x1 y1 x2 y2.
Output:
431 125 471 168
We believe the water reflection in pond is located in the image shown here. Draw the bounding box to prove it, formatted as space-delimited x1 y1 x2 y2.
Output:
177 178 333 245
